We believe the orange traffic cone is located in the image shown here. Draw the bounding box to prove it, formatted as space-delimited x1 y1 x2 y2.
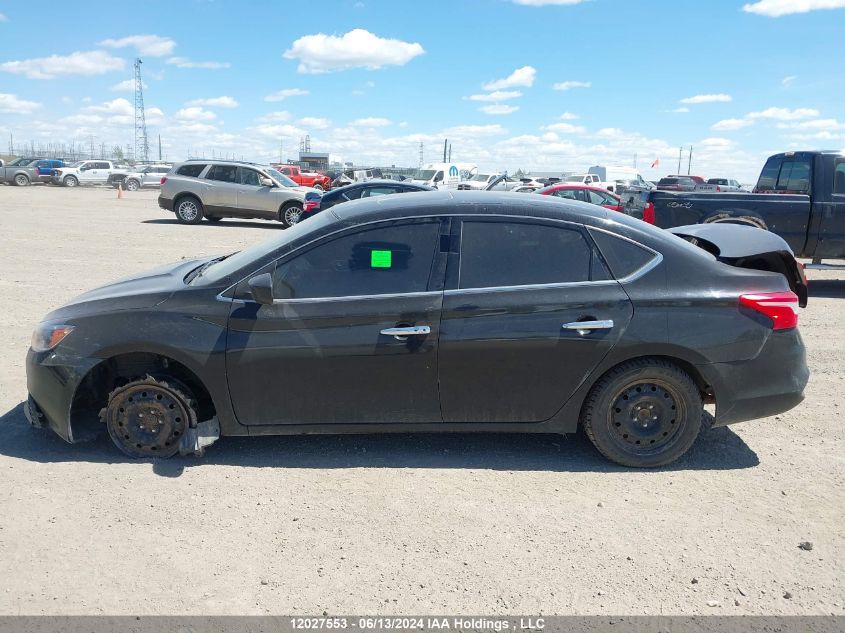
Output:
117 182 124 199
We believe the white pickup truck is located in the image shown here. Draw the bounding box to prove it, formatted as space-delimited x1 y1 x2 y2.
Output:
51 160 129 187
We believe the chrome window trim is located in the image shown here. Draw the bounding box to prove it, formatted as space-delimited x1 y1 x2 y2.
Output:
218 290 441 305
587 225 663 284
444 279 618 296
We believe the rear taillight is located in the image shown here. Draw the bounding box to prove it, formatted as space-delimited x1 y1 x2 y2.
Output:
160 176 167 185
739 291 799 331
642 201 655 224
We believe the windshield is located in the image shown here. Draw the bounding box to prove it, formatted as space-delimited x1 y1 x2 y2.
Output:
565 176 584 182
413 170 436 180
265 167 298 188
193 211 337 285
471 174 491 182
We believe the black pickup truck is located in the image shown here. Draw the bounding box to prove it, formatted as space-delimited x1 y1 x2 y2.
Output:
644 151 845 261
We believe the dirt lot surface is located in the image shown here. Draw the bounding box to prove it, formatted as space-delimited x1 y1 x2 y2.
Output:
0 185 842 616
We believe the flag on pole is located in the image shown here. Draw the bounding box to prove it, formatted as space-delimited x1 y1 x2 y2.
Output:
651 158 660 168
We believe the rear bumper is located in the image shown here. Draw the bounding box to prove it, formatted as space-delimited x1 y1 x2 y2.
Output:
158 195 174 211
698 328 809 427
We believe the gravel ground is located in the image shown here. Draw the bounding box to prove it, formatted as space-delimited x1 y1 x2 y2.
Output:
0 185 842 616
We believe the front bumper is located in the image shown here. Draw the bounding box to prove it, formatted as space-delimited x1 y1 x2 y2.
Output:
26 347 99 443
158 195 174 211
698 328 809 427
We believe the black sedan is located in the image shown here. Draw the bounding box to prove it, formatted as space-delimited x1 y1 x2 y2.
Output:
298 179 432 221
25 191 809 467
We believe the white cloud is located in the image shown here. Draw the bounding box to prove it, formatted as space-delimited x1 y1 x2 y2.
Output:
264 88 309 102
185 96 239 108
559 112 579 120
552 80 591 91
175 106 216 121
544 122 587 134
283 28 424 74
0 50 125 79
670 107 690 113
98 34 176 57
254 123 307 139
0 93 41 114
712 118 754 131
464 90 523 102
398 121 409 128
782 75 797 87
111 78 145 92
777 118 845 130
258 111 291 122
83 97 134 116
742 0 845 17
512 0 588 4
0 13 8 22
479 104 519 115
351 117 392 127
483 66 536 90
166 57 230 69
680 93 732 104
747 106 819 120
440 124 506 137
297 117 331 129
700 137 735 150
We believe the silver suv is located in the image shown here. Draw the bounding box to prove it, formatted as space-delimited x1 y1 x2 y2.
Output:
122 164 173 191
158 160 321 227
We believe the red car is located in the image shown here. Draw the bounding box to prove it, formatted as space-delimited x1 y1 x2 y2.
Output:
538 184 624 212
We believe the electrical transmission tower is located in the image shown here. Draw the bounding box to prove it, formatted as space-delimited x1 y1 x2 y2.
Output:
134 58 149 163
418 142 424 168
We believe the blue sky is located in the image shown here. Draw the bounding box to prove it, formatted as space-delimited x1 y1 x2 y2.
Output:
1 0 844 181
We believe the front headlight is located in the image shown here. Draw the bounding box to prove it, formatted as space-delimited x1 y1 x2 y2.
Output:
31 323 75 352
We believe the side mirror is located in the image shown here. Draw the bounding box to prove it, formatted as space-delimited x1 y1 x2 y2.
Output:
260 176 275 187
248 273 274 305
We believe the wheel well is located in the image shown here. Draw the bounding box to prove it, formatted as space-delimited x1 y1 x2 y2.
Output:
174 192 201 208
69 352 216 441
587 355 713 405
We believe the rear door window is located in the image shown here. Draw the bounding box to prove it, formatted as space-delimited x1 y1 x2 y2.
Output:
776 158 811 193
206 165 238 183
458 220 597 289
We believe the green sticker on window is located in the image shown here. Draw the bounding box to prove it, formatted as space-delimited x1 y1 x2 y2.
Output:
370 249 392 268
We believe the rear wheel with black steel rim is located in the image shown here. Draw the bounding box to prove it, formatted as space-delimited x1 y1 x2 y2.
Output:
581 359 703 467
101 377 197 458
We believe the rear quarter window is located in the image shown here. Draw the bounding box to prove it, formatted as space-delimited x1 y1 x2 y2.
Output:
176 163 207 178
588 229 660 280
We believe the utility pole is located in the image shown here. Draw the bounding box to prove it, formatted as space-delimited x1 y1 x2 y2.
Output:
687 145 693 175
134 58 149 162
677 147 683 173
443 139 447 163
158 135 162 161
418 142 424 168
448 144 452 162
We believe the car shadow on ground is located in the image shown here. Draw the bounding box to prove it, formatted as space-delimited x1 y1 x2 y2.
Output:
808 279 845 299
142 219 282 230
0 403 758 477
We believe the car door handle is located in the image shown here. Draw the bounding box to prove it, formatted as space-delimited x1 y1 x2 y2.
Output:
562 320 614 335
380 326 431 340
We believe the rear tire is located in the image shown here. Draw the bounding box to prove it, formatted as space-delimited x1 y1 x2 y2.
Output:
175 196 204 224
581 359 703 468
63 175 78 187
14 174 30 186
280 201 304 228
101 376 197 459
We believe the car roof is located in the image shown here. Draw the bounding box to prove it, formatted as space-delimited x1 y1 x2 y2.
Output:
326 180 432 194
329 190 613 224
